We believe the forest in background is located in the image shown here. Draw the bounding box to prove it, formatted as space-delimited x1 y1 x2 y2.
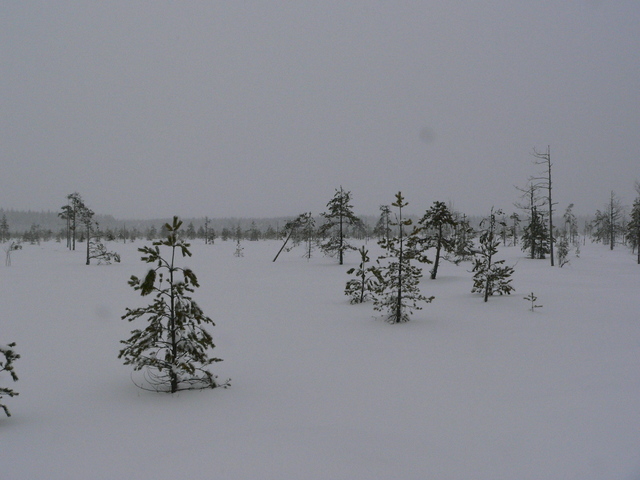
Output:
0 207 592 243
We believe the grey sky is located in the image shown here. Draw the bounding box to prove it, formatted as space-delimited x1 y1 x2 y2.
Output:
2 1 639 219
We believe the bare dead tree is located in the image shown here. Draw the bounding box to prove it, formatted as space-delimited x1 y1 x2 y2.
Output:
530 146 557 266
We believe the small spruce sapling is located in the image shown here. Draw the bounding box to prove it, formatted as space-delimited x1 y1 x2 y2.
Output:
524 292 542 312
345 246 377 304
119 216 229 393
0 342 19 417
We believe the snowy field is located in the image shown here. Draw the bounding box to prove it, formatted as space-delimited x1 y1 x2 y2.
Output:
2 238 640 480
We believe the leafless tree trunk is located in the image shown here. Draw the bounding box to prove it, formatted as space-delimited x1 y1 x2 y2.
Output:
532 146 555 266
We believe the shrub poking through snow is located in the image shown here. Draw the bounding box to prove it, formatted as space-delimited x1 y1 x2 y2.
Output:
119 216 229 393
0 342 19 417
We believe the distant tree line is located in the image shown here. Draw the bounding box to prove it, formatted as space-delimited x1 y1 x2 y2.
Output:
1 160 639 268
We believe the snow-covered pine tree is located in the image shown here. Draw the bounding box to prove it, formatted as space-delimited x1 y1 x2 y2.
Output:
416 201 457 279
345 246 377 304
471 208 515 302
521 206 549 259
372 205 392 242
0 342 19 417
119 216 229 393
299 212 316 260
449 213 475 264
318 186 361 265
372 192 433 323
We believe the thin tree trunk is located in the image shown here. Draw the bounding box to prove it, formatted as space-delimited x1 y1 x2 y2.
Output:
431 225 442 279
273 229 294 262
169 246 178 393
484 216 494 303
547 146 554 266
85 225 91 265
610 191 615 250
637 226 640 264
339 200 344 265
396 205 403 322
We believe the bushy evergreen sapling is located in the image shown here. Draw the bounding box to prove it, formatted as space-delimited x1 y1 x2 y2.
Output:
119 216 229 393
372 192 433 323
521 206 549 259
471 208 515 302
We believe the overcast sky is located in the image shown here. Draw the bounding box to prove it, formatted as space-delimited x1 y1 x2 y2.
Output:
2 1 639 219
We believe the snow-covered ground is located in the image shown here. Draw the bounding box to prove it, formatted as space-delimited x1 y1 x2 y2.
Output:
2 238 640 480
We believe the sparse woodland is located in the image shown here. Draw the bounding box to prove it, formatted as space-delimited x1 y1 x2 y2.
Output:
2 180 640 480
1 171 640 418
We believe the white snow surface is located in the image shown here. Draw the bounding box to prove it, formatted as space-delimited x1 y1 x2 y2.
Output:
2 239 640 480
